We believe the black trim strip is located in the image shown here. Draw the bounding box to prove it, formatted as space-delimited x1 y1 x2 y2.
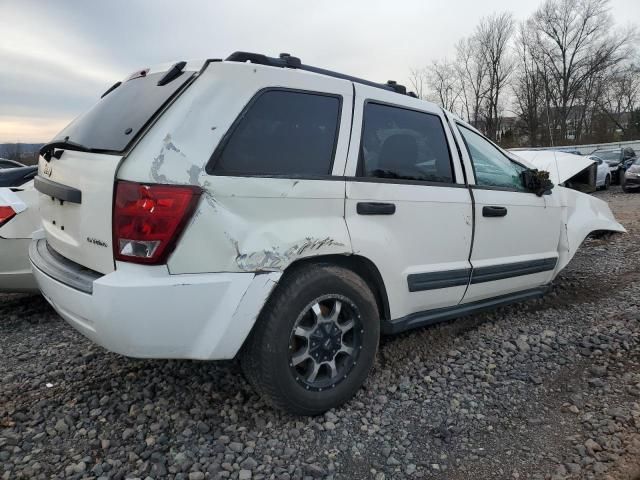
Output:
406 257 557 293
384 285 550 334
345 176 468 188
470 184 528 193
471 258 557 284
29 240 102 294
34 175 82 204
193 173 470 188
407 268 471 292
442 109 469 185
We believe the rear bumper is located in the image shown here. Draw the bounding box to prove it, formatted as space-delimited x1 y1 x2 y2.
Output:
30 239 280 359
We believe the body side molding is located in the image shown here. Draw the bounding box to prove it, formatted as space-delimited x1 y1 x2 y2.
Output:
470 257 557 284
407 268 471 292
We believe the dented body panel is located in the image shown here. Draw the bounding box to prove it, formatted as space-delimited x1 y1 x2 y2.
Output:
554 186 625 273
167 176 352 273
509 150 625 274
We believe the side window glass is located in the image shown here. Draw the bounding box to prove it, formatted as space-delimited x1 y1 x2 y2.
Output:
213 90 341 176
359 103 454 183
458 125 526 191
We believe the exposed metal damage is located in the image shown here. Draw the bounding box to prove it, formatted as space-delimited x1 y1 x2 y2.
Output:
150 133 187 184
230 236 346 271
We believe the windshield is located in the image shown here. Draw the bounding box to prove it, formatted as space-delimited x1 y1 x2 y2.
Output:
593 150 620 162
49 70 194 153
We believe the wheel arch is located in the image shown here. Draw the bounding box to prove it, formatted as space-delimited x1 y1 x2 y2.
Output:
280 254 391 324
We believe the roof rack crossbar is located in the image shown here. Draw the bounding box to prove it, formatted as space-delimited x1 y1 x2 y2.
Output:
225 51 411 96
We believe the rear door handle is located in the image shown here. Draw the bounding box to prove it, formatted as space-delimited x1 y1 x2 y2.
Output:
482 206 507 217
356 202 396 215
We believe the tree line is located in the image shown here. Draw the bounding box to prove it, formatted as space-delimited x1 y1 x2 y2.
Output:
410 0 639 147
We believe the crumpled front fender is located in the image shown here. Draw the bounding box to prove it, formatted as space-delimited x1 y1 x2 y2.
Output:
555 187 625 274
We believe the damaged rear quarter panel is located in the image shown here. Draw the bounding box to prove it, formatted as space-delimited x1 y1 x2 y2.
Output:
166 176 352 274
116 62 355 274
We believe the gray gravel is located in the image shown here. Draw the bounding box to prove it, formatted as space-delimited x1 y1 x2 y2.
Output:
1 186 639 480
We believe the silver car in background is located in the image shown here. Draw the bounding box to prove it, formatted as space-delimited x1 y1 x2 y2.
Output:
588 155 612 190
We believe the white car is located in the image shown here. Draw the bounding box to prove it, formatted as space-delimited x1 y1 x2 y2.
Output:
589 155 612 189
0 173 39 292
29 52 625 414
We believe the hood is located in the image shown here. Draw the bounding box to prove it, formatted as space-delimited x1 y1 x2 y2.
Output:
510 150 595 185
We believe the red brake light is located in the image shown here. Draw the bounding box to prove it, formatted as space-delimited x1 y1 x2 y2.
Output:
113 181 201 265
0 206 16 227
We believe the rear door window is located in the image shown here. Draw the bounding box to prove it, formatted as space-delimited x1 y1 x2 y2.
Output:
358 102 454 183
211 89 341 176
50 70 194 153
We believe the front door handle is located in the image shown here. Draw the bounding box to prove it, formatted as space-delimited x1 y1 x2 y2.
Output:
356 202 396 215
482 206 508 217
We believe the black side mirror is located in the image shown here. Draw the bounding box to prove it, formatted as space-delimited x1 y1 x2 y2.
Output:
521 169 554 196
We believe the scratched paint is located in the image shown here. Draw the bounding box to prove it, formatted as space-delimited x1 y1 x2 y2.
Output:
150 133 186 184
230 236 346 272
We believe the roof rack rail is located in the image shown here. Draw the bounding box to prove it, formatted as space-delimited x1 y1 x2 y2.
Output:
225 51 415 97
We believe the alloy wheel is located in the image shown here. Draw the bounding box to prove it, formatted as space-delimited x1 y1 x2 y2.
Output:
288 294 363 391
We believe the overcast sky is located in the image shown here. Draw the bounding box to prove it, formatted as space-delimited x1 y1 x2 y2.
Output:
1 0 638 143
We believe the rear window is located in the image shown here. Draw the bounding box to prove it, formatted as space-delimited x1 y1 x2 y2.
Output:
50 71 194 153
210 89 341 176
594 150 620 162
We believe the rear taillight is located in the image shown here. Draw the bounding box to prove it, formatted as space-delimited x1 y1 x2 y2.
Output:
113 181 201 265
0 206 16 227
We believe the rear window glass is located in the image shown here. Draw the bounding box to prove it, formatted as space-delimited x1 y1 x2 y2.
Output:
594 150 620 161
211 90 341 176
50 71 193 153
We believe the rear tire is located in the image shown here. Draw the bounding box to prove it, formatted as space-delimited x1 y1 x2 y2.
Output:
241 264 380 415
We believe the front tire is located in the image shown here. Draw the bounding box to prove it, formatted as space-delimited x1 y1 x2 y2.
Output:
241 264 380 415
604 175 610 190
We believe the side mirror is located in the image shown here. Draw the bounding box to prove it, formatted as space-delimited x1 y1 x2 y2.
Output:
521 169 554 196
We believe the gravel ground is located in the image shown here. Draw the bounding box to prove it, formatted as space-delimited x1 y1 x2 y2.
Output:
1 186 639 480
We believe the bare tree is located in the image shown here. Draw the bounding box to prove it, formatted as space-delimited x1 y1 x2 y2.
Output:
407 0 638 147
598 64 640 138
408 68 428 100
512 22 544 145
455 36 489 126
476 12 515 141
530 0 634 142
425 59 461 112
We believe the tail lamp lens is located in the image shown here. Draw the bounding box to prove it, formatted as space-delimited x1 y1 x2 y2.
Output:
113 181 201 264
0 206 16 227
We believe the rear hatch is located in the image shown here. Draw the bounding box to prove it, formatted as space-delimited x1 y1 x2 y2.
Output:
36 62 202 274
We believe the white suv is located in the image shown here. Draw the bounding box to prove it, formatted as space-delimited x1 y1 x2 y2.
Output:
30 52 624 414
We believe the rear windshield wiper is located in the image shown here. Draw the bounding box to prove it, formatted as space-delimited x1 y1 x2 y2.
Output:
40 138 92 161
